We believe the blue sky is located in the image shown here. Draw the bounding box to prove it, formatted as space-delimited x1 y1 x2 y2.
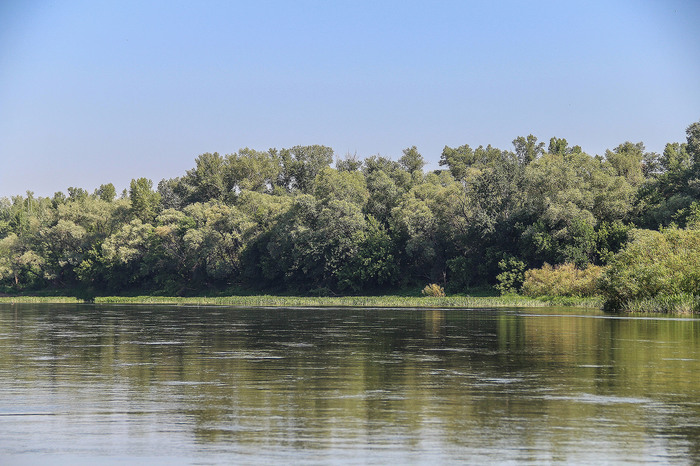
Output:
1 0 699 197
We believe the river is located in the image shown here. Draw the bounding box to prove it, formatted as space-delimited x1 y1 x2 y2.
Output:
1 304 699 464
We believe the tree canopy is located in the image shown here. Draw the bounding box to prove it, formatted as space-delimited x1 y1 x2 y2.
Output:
1 122 699 297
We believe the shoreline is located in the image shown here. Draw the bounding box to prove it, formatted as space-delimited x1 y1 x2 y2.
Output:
0 294 602 309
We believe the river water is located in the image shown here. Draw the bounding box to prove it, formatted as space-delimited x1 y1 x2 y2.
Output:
1 304 699 464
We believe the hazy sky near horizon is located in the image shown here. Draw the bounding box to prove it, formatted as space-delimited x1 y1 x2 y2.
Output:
1 0 699 198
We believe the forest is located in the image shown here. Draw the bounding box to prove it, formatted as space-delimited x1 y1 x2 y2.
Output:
1 120 699 312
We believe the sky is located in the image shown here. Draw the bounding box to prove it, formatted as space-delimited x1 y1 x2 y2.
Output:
1 0 699 198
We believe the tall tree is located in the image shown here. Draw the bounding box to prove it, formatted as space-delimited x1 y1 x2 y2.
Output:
399 146 425 176
686 121 700 174
336 152 363 172
96 183 116 202
548 137 581 157
314 167 369 206
183 152 229 203
226 148 281 193
512 134 544 166
605 142 645 186
439 144 473 180
279 145 334 194
129 178 161 223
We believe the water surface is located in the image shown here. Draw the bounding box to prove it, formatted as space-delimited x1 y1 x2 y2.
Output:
1 304 699 464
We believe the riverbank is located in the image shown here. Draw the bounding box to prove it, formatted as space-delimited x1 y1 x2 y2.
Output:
0 294 603 309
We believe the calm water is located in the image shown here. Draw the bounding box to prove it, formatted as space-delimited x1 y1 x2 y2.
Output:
1 304 700 464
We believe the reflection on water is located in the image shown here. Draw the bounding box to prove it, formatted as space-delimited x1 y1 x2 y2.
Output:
1 304 699 464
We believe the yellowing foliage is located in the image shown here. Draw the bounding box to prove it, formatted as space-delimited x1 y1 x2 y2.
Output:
421 283 446 297
522 262 603 297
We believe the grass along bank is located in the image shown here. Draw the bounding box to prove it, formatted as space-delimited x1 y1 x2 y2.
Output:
0 296 82 304
0 294 602 309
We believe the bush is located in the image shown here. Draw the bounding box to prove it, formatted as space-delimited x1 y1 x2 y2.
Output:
495 257 527 295
522 262 603 297
421 283 446 297
599 227 700 312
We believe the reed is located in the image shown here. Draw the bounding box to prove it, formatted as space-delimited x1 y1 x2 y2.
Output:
88 294 601 309
0 293 604 309
0 296 82 304
621 293 700 314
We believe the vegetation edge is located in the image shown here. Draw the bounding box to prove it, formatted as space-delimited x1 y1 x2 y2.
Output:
0 294 602 309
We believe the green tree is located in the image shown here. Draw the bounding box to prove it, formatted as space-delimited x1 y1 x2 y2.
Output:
439 144 475 180
452 145 522 234
363 154 411 191
100 219 155 289
129 178 161 223
192 202 253 281
364 169 401 225
57 195 127 239
149 202 253 290
399 146 425 176
686 121 700 170
605 142 645 187
96 183 116 202
547 137 581 157
182 152 229 203
389 175 462 285
336 152 363 172
227 148 281 193
660 142 690 174
262 195 367 291
67 187 89 201
600 227 700 312
635 120 700 228
521 148 633 267
444 145 524 286
335 215 398 292
51 191 67 209
40 219 88 285
314 167 369 206
495 256 527 295
148 209 193 290
0 233 45 288
279 145 334 194
512 134 544 166
157 178 185 210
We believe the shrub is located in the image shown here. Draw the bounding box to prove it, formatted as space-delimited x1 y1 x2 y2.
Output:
495 257 527 295
599 227 700 312
522 262 603 297
421 283 446 297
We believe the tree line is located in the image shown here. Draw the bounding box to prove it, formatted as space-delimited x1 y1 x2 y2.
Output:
1 121 699 302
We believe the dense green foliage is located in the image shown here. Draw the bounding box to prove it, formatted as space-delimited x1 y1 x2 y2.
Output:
1 121 699 309
599 227 700 313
